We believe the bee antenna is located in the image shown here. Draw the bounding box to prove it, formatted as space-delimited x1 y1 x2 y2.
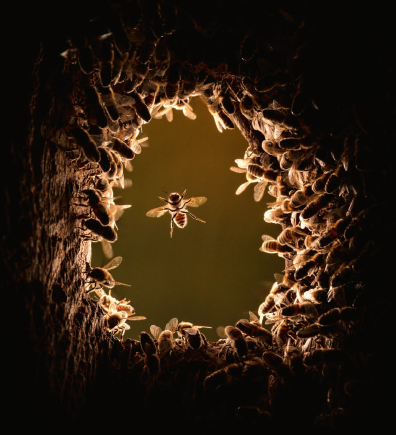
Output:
162 190 169 195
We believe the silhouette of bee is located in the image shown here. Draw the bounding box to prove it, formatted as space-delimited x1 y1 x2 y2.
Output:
110 138 135 160
82 85 108 129
224 326 248 357
84 256 131 291
165 61 182 100
150 317 178 357
129 91 151 123
69 127 100 163
318 307 358 326
146 189 207 238
140 331 160 375
74 189 112 225
81 218 117 258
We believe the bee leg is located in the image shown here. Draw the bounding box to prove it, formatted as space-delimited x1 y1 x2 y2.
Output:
186 211 206 223
170 216 175 238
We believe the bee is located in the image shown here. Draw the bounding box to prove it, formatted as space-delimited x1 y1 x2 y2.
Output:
150 317 178 357
185 326 207 349
277 226 307 248
231 160 276 202
311 172 331 194
262 107 300 130
99 40 114 88
263 206 290 224
318 306 357 326
261 139 284 157
110 138 135 160
294 252 326 281
146 189 207 238
69 127 100 163
98 147 114 174
207 99 234 132
235 316 272 345
140 331 160 375
289 187 311 209
296 322 341 339
176 321 212 339
300 193 333 221
84 256 131 291
262 350 293 380
224 326 248 357
280 301 319 319
313 216 353 249
104 302 130 340
129 91 151 123
74 189 113 225
100 87 120 122
258 294 276 323
259 235 294 256
81 218 117 258
165 61 182 100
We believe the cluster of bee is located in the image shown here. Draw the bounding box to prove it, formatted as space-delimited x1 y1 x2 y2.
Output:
54 1 392 430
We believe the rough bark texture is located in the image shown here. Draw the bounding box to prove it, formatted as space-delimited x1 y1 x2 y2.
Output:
4 1 395 432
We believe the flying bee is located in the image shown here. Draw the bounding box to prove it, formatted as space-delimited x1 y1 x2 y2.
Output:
146 189 207 238
84 256 131 291
150 317 178 357
176 321 212 339
224 326 248 357
69 127 100 163
259 235 295 256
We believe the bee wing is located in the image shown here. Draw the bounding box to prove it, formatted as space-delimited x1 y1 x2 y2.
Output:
102 256 123 270
146 206 169 218
150 325 162 340
261 234 276 242
230 166 247 173
274 273 284 284
249 311 260 323
236 181 251 195
131 142 142 154
187 197 207 207
195 325 212 330
165 317 179 333
165 107 174 122
113 281 131 287
111 204 131 222
213 114 224 133
183 104 197 120
124 160 133 172
101 240 114 259
253 179 268 202
235 158 249 169
128 315 146 321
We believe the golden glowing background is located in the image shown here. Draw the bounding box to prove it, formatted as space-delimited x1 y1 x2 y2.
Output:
91 97 284 341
